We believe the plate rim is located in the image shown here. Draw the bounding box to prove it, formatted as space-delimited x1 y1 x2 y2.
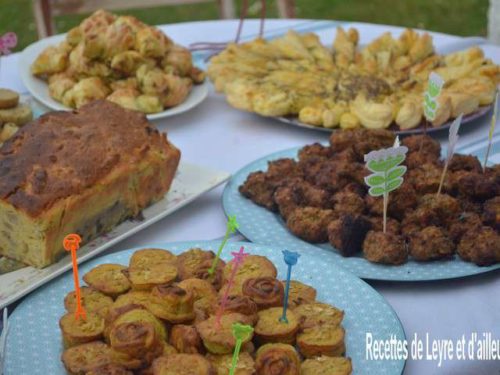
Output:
18 33 209 121
5 239 407 375
222 146 500 282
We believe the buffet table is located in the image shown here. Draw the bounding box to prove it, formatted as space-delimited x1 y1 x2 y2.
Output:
1 19 499 374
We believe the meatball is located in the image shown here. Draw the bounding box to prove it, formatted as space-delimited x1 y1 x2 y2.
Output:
483 196 500 231
329 128 393 157
448 154 482 173
418 193 461 225
273 180 329 219
405 151 441 170
408 226 454 261
286 207 337 243
402 134 441 157
331 148 358 163
266 158 301 184
331 191 365 216
451 170 499 200
401 207 441 237
447 212 483 243
342 182 366 197
362 231 407 265
313 160 357 193
327 214 372 257
298 156 329 184
368 216 401 235
298 143 333 161
366 183 418 219
457 226 500 266
239 171 276 210
408 163 451 195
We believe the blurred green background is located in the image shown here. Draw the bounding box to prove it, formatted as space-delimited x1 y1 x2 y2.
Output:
0 0 490 52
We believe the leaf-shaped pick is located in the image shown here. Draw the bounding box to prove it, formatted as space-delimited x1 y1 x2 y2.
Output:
447 113 463 161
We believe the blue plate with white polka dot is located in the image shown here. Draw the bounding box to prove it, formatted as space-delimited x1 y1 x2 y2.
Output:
4 241 405 375
223 147 500 281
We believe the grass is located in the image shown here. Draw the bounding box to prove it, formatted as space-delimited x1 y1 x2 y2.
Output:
0 0 490 52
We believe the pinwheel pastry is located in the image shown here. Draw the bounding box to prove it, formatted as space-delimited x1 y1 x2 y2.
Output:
239 128 500 266
31 10 205 114
60 247 352 374
208 28 499 131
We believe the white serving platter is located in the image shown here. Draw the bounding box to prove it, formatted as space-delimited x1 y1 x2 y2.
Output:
0 161 230 309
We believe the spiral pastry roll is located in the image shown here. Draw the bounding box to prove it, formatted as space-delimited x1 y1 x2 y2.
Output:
62 341 112 375
206 352 255 375
85 363 133 375
127 249 178 291
149 284 195 323
59 312 105 348
255 343 301 375
284 280 317 309
151 354 216 375
254 307 299 345
242 277 284 309
177 248 218 280
192 259 225 291
109 321 163 369
177 278 218 322
301 356 353 375
223 255 277 296
169 324 204 354
64 286 113 319
297 325 346 358
196 313 254 354
83 264 131 298
222 295 258 324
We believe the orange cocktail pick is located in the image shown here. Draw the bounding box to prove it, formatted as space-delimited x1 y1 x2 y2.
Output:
63 234 86 320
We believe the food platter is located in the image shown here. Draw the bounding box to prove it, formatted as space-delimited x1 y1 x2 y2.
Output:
273 105 492 135
19 33 209 121
223 147 500 281
4 240 406 375
0 162 230 309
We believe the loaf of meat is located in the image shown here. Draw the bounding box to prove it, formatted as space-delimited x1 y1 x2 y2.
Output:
0 100 180 268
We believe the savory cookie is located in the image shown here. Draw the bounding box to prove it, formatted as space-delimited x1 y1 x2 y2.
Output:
254 307 299 345
301 356 353 375
294 302 344 329
151 354 215 375
59 312 105 348
206 352 255 375
284 280 317 309
83 264 131 298
85 364 133 375
61 341 112 374
297 325 346 358
127 248 178 290
64 287 113 318
255 343 301 375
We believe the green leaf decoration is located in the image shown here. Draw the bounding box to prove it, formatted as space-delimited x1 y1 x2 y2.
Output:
428 81 441 97
365 174 385 186
387 166 407 180
424 93 437 110
367 155 405 173
386 177 404 193
369 186 386 197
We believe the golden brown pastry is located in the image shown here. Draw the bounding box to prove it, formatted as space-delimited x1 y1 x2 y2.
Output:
242 277 284 309
222 255 277 296
206 352 255 375
0 89 19 109
297 325 346 358
177 248 216 280
284 280 317 309
196 313 254 354
301 356 352 375
60 312 105 348
83 264 131 298
109 321 163 370
62 341 112 375
169 324 204 354
294 302 344 329
64 287 113 318
177 278 218 322
85 364 133 375
149 284 195 323
220 295 258 323
254 307 299 345
151 354 215 375
255 343 301 375
127 248 178 291
0 103 33 126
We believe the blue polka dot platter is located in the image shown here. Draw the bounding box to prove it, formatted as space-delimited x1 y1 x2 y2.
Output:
223 148 500 281
4 241 405 375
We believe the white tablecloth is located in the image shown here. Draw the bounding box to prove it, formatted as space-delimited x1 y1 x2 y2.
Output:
1 19 499 374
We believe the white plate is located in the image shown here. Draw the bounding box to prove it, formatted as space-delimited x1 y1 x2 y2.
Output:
19 33 209 121
0 162 230 309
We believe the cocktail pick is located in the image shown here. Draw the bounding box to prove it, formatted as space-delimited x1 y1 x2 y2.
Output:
422 72 444 148
229 323 254 375
364 137 408 233
437 113 463 196
216 246 249 327
280 250 300 323
208 215 239 276
63 234 86 320
483 90 499 172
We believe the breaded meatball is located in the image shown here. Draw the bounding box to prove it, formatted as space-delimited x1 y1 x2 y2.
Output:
331 148 358 163
457 226 500 266
365 183 417 220
405 151 442 170
273 180 329 219
239 171 276 211
418 193 461 225
286 207 337 243
362 231 407 265
368 216 401 235
298 156 329 184
401 134 441 157
401 207 441 237
451 170 499 200
408 226 454 261
298 143 333 161
327 214 372 256
329 128 393 157
342 182 366 197
266 158 301 184
408 163 451 194
313 160 357 193
447 212 483 243
448 154 482 173
482 196 500 231
331 191 365 216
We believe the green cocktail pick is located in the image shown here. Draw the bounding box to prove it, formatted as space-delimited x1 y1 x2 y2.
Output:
230 323 254 375
208 215 239 275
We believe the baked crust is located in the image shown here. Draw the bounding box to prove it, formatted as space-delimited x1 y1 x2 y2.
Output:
61 341 112 375
294 302 344 329
0 100 180 267
149 284 195 323
83 264 131 298
177 278 218 323
64 286 113 318
254 307 299 345
255 343 301 375
169 324 204 354
301 356 352 375
242 277 284 309
284 280 317 310
206 352 255 375
151 354 215 375
297 325 346 358
60 312 105 348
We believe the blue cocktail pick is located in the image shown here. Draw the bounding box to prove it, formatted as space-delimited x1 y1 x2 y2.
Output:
280 250 300 323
